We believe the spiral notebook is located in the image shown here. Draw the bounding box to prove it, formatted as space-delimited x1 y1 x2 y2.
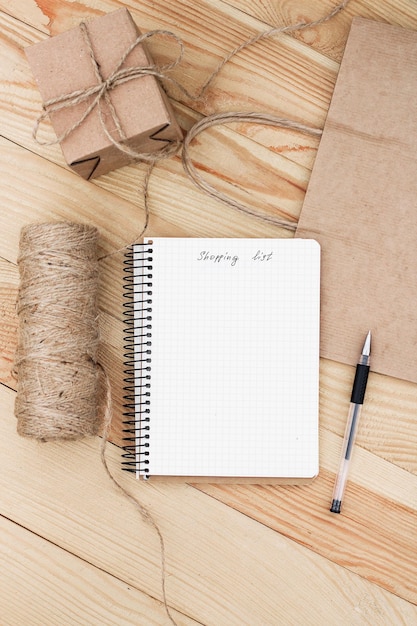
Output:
123 237 320 482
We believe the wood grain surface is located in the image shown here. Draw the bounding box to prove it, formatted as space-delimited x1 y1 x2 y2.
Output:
0 1 416 624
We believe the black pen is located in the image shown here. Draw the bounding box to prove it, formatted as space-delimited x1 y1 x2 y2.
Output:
330 331 371 514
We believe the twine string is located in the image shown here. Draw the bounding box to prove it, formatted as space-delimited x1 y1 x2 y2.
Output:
196 0 351 97
182 112 323 231
98 365 177 626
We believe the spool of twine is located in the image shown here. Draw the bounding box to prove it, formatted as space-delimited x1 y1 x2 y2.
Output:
14 222 100 441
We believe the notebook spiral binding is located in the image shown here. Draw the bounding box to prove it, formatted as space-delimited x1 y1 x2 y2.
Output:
122 243 153 478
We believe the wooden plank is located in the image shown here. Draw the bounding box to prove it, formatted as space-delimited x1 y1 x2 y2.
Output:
0 135 187 272
225 0 353 63
1 382 417 624
0 143 160 262
0 258 18 389
197 425 417 604
319 359 417 475
0 514 198 626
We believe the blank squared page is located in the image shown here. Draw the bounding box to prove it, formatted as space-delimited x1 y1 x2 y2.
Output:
133 238 320 478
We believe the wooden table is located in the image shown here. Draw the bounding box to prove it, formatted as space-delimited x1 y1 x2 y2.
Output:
1 1 416 624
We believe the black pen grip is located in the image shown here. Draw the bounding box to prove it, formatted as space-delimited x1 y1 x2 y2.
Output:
350 364 370 404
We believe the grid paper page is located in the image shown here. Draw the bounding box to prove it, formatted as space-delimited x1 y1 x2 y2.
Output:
133 238 320 478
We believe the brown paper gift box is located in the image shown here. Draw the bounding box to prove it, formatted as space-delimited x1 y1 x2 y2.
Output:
25 8 183 180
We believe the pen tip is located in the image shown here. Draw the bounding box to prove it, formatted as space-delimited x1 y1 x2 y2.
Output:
362 330 371 357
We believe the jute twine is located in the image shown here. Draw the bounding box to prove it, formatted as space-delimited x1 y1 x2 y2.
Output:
21 3 351 624
14 223 100 440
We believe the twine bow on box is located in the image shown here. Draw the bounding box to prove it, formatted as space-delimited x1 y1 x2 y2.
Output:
33 23 185 163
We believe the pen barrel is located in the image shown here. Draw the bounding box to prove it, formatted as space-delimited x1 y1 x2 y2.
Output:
341 401 363 461
330 455 351 512
330 402 362 511
331 340 370 513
